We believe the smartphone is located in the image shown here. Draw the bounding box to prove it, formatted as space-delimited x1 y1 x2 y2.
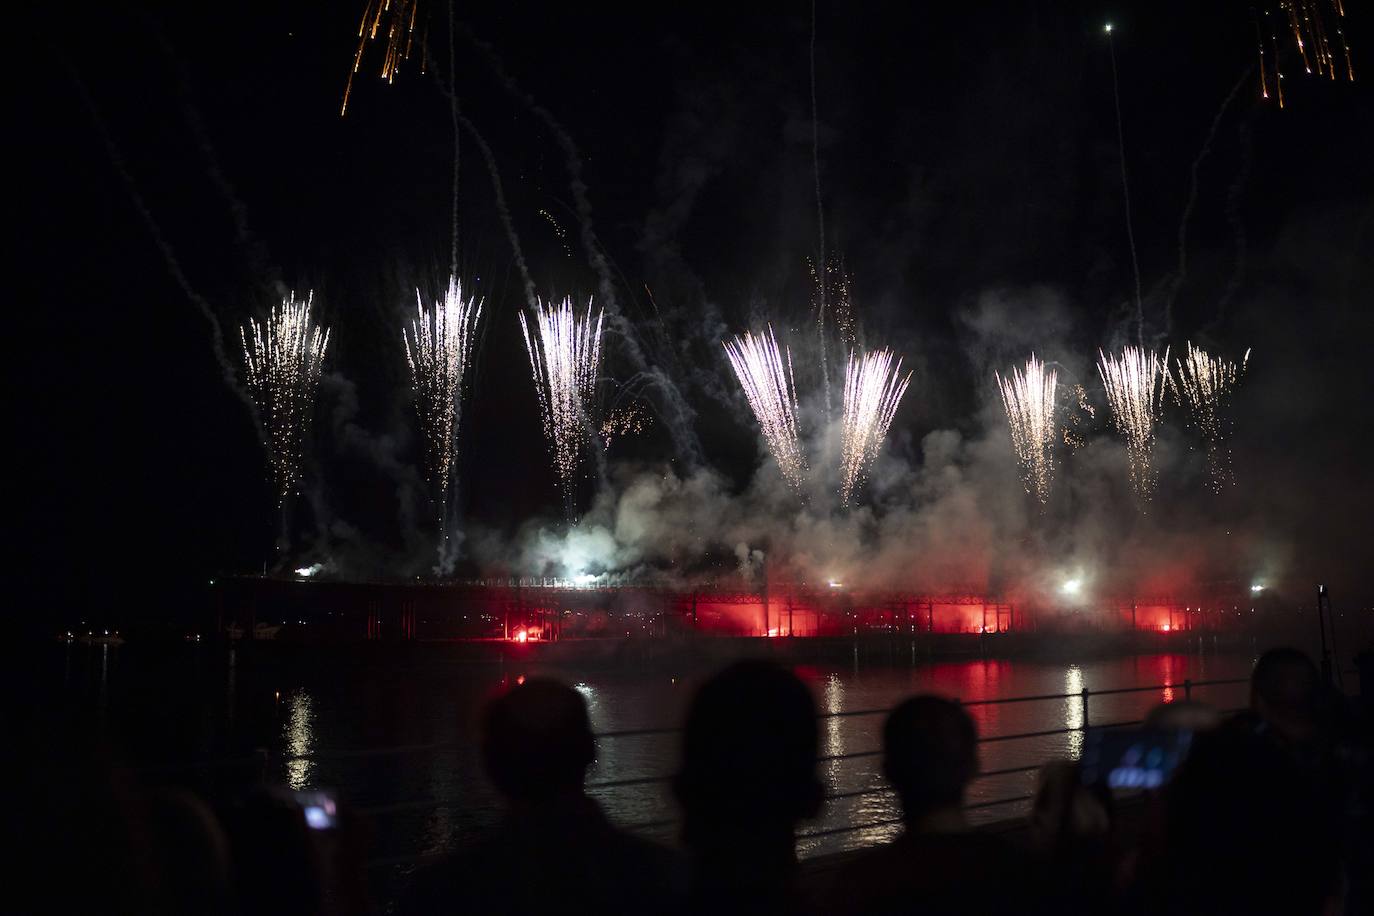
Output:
293 790 338 830
1080 726 1193 791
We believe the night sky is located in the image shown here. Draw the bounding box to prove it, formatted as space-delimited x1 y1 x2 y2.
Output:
16 1 1373 626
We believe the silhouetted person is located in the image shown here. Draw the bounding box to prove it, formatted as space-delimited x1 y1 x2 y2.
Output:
674 660 823 915
147 789 231 916
1250 646 1326 750
827 696 1032 916
227 789 325 916
1131 723 1342 915
401 678 678 916
1030 761 1114 914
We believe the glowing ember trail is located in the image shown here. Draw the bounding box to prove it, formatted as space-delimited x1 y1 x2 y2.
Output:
1097 346 1171 503
519 297 604 510
723 326 806 491
840 348 912 504
240 292 331 506
996 355 1059 505
1175 342 1250 492
341 0 428 116
403 276 483 506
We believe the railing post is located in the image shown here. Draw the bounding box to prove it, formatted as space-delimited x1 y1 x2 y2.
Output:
1183 678 1192 700
1081 686 1091 729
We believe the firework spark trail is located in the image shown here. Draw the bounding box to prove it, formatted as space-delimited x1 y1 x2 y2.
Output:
1106 25 1144 344
996 355 1059 505
520 298 604 510
1097 345 1170 502
461 25 705 468
403 277 483 508
1175 342 1250 492
241 293 331 507
1165 65 1254 339
810 0 830 416
840 349 911 505
342 0 428 115
452 111 536 309
723 327 806 491
1256 1 1353 104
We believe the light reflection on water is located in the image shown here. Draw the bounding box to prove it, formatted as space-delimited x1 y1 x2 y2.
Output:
1064 665 1084 759
283 689 316 790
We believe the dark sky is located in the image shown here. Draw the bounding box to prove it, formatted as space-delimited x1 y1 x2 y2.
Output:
16 1 1373 622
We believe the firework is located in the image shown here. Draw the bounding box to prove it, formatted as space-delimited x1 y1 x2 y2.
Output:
1175 343 1250 492
723 326 806 490
1256 1 1354 106
809 256 857 351
241 292 331 506
840 348 912 504
520 297 604 505
341 0 428 116
403 276 483 505
600 402 652 449
1097 346 1170 501
996 355 1059 504
1063 383 1096 450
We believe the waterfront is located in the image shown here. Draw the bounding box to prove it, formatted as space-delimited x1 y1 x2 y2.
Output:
39 641 1267 872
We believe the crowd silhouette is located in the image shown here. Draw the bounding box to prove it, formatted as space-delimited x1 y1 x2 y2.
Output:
15 647 1370 915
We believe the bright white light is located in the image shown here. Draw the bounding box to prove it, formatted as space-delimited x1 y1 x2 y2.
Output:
573 573 596 586
828 579 843 589
1062 578 1082 595
1105 23 1114 33
295 564 324 578
1250 584 1264 593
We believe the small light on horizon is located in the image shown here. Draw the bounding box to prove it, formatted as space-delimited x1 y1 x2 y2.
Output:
1250 584 1265 593
1062 578 1082 595
828 579 843 589
1105 23 1114 33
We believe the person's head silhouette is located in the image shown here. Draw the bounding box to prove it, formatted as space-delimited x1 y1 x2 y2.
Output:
1250 647 1323 744
883 696 978 828
675 660 823 851
482 678 595 803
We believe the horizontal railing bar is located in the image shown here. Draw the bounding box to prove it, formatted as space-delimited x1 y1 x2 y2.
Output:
144 678 1263 772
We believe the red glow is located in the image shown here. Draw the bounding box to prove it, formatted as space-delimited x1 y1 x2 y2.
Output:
513 629 528 643
516 675 525 685
1159 624 1171 632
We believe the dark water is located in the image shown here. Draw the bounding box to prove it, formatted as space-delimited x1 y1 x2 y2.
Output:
41 641 1258 890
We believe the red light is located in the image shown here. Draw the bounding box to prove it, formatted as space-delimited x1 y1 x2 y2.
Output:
516 675 525 685
513 629 528 643
1160 624 1171 632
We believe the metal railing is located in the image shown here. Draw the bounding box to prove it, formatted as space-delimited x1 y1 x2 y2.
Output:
141 675 1268 869
352 677 1251 841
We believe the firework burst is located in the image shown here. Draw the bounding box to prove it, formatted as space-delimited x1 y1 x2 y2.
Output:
840 348 912 505
341 0 429 116
519 297 604 508
723 326 806 491
1255 1 1354 107
403 276 483 506
1175 342 1250 492
600 402 652 450
241 292 331 506
1097 345 1171 502
996 355 1059 505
